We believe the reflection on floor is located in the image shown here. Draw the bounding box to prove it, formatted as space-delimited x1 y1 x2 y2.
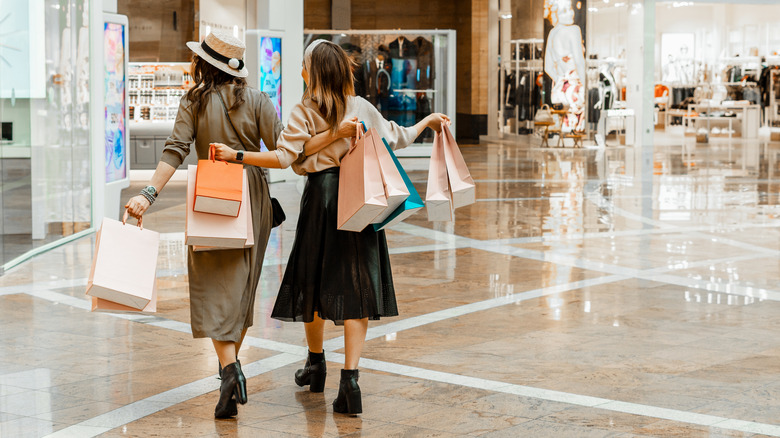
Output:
4 136 780 437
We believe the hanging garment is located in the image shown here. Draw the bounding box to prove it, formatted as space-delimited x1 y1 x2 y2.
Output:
415 36 435 90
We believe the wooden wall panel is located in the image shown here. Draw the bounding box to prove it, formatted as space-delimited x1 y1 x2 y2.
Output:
304 0 331 29
471 0 488 115
512 0 544 39
118 0 196 62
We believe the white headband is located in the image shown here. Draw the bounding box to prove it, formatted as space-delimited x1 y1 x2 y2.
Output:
304 39 328 72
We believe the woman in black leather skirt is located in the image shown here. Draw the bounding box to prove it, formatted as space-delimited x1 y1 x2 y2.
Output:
212 40 449 415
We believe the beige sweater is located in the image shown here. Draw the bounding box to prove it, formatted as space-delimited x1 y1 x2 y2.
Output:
275 96 418 175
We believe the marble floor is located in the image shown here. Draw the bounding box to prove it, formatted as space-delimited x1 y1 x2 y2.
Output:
3 135 780 437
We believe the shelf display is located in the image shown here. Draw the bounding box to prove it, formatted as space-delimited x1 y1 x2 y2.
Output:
128 63 193 123
304 30 456 144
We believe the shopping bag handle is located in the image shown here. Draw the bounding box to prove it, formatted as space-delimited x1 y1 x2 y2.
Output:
208 144 230 165
348 120 366 153
122 210 144 230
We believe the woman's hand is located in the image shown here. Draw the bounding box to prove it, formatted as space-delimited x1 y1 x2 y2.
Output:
426 113 451 132
338 117 359 138
210 143 238 161
124 195 150 224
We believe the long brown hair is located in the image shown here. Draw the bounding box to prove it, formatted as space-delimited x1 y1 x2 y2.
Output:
185 55 247 114
304 42 355 134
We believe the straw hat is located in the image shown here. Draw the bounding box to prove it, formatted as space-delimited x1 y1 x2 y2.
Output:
186 30 248 78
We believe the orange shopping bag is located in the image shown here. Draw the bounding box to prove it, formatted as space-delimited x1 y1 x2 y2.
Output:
186 165 251 248
194 145 244 217
86 217 159 310
338 124 388 232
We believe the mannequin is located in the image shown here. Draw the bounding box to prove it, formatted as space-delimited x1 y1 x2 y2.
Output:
544 0 586 133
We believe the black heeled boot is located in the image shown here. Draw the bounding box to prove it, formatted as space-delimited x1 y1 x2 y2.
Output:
218 359 241 380
295 350 326 393
214 362 248 418
332 369 362 415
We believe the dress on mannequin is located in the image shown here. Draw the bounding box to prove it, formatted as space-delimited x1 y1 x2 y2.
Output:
544 0 586 133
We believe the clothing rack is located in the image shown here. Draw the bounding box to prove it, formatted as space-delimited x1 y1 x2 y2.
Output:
499 39 544 136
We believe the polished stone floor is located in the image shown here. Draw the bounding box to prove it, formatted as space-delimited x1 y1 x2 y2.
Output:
3 135 780 437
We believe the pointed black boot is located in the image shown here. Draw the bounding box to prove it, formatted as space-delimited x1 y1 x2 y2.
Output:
295 351 327 393
214 362 248 418
332 369 362 415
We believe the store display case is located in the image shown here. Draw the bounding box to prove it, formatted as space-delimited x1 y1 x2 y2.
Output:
127 63 196 169
304 30 456 153
128 63 192 124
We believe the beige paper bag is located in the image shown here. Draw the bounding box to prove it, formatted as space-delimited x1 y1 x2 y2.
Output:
86 218 159 310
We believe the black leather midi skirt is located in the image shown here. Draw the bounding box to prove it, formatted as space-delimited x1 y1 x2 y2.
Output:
271 167 399 324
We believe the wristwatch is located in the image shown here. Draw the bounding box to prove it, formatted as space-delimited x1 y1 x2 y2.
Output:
236 150 244 162
141 185 158 199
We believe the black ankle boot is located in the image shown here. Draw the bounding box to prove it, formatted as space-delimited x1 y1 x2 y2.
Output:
218 359 241 380
215 362 248 418
332 369 362 415
295 351 326 393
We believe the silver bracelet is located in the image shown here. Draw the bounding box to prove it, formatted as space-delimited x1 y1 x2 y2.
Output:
140 191 155 205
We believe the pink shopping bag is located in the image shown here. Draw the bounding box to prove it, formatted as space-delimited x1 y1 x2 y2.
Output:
86 217 159 310
440 123 476 208
368 127 410 224
186 165 251 248
338 124 388 232
426 124 453 221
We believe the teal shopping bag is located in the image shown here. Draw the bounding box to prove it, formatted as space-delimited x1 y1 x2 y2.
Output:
373 137 424 231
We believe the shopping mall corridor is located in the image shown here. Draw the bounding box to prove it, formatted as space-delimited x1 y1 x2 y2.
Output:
3 138 780 437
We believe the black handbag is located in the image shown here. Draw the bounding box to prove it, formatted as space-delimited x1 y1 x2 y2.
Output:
216 91 285 228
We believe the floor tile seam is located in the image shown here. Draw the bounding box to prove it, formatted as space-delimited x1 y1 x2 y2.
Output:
636 272 780 302
19 278 780 433
15 307 780 438
353 358 780 437
391 222 480 246
13 275 626 358
395 219 780 248
489 223 741 245
586 192 676 230
474 241 642 277
476 239 780 301
586 190 780 255
688 231 780 256
40 352 302 438
642 252 778 274
352 275 630 345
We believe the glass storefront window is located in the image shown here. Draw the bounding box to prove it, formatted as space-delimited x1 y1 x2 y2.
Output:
0 0 92 272
304 31 456 145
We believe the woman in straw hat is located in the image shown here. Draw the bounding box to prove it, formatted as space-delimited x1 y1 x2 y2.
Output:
211 40 449 415
124 31 345 419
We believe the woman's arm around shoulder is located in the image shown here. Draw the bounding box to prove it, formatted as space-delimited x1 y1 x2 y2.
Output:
212 101 313 168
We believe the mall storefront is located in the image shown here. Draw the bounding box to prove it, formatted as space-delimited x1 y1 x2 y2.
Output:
0 0 465 274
